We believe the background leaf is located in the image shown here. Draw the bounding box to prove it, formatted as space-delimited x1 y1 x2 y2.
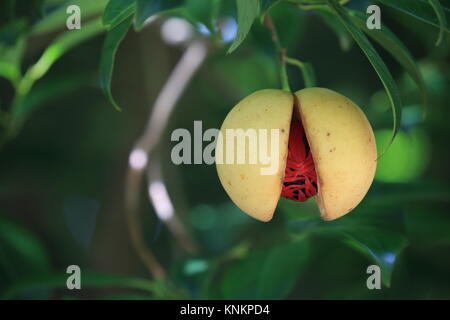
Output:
228 0 260 54
375 0 450 32
428 0 448 45
10 18 105 130
17 73 90 122
102 0 136 30
335 227 408 287
287 207 408 287
220 239 310 299
1 271 175 299
348 9 428 117
326 0 402 156
0 215 51 282
99 16 132 111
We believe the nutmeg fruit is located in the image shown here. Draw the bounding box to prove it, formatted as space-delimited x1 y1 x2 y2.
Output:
215 88 377 222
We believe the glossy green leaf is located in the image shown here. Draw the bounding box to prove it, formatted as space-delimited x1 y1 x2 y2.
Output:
375 0 450 32
135 0 183 30
99 16 132 111
428 0 448 45
326 0 402 157
228 0 260 54
103 0 136 30
349 9 428 117
221 240 310 299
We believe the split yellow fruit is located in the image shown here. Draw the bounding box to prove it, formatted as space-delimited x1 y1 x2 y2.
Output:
215 88 377 222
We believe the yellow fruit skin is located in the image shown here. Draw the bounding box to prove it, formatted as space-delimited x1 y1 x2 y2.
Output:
295 88 377 221
216 89 293 222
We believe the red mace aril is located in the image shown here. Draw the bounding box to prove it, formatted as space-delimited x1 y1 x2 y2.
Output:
281 119 318 202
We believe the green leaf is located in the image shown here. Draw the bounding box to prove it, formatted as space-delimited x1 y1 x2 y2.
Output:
228 0 260 54
287 208 409 287
335 226 408 287
1 271 173 299
428 0 448 45
99 16 132 111
348 10 428 118
20 18 105 87
16 73 89 124
0 37 25 85
326 0 402 157
375 0 450 32
10 18 105 131
135 0 184 30
103 0 136 30
220 239 310 299
0 215 51 281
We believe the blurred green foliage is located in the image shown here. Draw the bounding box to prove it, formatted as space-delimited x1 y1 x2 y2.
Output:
0 0 449 300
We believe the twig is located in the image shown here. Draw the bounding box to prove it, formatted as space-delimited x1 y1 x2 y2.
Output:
264 15 291 92
125 40 207 279
125 168 166 279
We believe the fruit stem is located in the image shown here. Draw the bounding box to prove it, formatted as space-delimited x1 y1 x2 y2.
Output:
285 56 317 88
264 15 291 92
